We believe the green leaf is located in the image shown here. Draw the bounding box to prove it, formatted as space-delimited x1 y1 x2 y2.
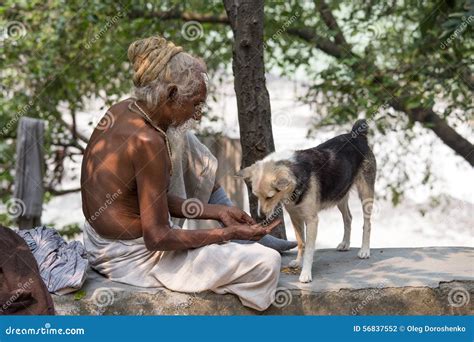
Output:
74 290 87 301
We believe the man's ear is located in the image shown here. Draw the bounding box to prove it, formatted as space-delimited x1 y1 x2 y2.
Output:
167 84 178 102
235 165 254 181
272 177 291 191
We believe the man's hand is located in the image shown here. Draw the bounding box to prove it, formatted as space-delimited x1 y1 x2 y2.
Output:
228 219 282 241
218 206 256 226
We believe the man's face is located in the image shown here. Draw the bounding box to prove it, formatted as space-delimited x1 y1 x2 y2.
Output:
171 77 207 127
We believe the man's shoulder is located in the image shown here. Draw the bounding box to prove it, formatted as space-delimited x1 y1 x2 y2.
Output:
131 127 169 172
134 127 166 146
107 99 165 147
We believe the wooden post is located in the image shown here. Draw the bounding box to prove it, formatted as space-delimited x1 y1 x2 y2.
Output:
14 117 45 229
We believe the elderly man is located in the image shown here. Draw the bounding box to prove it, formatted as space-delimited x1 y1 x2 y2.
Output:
81 36 292 311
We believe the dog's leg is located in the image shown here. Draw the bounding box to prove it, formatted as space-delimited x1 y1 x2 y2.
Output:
356 178 374 259
299 215 318 283
288 213 305 268
336 194 352 251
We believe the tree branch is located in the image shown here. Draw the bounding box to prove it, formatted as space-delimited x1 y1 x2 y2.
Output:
1 186 81 198
45 186 81 196
127 6 474 165
389 101 474 165
314 0 348 46
288 14 474 165
52 141 85 153
460 67 474 90
58 116 89 144
287 27 347 58
130 7 351 59
128 8 230 24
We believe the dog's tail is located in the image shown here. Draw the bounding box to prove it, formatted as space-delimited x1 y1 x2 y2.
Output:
351 119 369 138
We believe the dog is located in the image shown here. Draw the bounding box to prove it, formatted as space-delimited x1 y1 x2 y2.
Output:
237 119 376 283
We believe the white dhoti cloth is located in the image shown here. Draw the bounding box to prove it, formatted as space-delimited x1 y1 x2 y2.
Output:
83 221 281 311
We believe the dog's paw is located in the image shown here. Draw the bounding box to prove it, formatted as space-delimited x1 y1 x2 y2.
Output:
358 249 370 259
298 272 312 283
337 241 350 251
288 259 302 268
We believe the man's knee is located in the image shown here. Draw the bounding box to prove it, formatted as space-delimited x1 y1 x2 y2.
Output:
270 248 282 272
258 246 281 276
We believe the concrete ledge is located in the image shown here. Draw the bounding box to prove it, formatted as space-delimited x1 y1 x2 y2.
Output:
53 247 474 315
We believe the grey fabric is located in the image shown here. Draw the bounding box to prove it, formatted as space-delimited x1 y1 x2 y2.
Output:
208 186 234 207
168 131 218 228
16 226 89 295
14 117 45 218
235 235 297 252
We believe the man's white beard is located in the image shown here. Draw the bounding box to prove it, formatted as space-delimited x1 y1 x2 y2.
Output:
167 118 196 140
167 118 197 167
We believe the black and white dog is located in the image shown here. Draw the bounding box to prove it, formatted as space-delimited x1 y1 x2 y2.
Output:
237 120 377 283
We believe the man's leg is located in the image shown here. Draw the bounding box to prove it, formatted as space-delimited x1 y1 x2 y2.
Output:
209 186 297 252
155 241 281 311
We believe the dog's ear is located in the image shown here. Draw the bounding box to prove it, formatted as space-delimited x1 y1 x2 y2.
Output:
272 177 291 191
235 165 254 181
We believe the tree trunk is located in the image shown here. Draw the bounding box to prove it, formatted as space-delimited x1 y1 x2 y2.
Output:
224 0 286 239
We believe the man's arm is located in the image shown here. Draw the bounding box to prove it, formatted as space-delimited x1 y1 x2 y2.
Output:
132 132 275 251
167 194 230 219
167 194 255 226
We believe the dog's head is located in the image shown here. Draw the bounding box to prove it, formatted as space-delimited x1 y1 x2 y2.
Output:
236 160 296 217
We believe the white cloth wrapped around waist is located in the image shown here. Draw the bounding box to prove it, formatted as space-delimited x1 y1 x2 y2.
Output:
82 221 281 311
